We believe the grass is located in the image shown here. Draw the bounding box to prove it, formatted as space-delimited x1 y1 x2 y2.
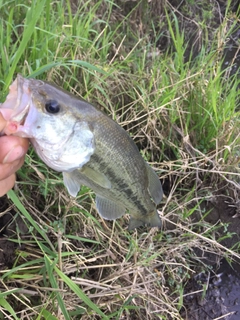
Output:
0 0 239 319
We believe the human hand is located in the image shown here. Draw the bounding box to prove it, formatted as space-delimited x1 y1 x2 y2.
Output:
0 113 29 196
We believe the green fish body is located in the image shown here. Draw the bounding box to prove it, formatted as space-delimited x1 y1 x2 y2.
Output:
0 75 163 229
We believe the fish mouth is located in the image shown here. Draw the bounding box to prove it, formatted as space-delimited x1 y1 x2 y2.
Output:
0 75 36 136
9 74 31 123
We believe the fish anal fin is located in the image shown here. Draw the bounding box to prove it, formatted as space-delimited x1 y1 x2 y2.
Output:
96 195 125 220
63 171 81 197
146 164 163 205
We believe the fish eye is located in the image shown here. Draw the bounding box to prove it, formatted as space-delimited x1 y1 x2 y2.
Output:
45 100 61 114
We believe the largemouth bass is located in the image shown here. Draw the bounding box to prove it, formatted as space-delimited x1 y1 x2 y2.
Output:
0 75 163 229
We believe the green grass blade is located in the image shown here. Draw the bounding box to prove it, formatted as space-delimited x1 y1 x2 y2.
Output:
54 266 108 319
37 309 59 320
0 298 20 320
3 0 46 90
66 60 107 74
44 256 70 320
7 190 55 251
0 289 20 298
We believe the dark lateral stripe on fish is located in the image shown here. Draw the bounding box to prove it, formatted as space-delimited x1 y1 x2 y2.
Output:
90 154 149 214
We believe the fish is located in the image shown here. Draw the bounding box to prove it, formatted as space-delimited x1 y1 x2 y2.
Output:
0 74 163 229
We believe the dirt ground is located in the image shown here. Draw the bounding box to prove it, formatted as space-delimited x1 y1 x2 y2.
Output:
181 196 240 320
182 258 240 320
0 198 28 270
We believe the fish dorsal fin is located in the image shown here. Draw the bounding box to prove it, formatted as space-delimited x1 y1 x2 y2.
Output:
146 164 163 205
96 195 125 220
80 167 111 189
63 171 81 197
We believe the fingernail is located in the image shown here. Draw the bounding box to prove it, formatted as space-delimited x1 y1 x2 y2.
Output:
3 146 26 164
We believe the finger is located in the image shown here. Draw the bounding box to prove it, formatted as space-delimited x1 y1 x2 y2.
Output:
0 174 16 197
0 135 29 163
0 113 7 132
0 157 25 181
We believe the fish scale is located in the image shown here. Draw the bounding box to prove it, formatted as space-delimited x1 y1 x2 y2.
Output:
0 74 163 229
85 114 155 214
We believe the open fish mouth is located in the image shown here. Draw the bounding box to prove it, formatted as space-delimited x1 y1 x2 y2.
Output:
0 75 36 136
4 75 31 120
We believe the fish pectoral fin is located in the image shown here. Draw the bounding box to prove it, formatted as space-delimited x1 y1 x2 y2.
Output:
96 195 125 220
63 171 81 197
146 163 163 205
80 167 111 189
128 211 162 230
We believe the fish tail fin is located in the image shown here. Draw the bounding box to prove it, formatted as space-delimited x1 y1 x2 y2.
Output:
128 210 161 230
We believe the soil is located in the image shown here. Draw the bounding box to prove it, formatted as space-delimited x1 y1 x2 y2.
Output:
0 200 28 270
181 197 240 320
182 260 240 320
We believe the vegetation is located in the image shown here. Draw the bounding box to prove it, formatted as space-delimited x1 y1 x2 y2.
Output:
0 0 239 319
